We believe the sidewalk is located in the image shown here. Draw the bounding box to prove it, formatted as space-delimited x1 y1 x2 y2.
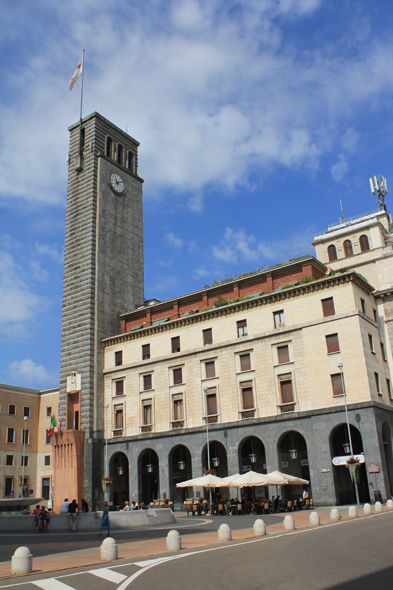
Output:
0 505 391 581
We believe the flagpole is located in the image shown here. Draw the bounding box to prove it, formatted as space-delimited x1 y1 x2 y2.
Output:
78 50 85 161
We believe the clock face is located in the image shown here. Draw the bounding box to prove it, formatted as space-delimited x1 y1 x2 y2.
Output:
108 172 125 195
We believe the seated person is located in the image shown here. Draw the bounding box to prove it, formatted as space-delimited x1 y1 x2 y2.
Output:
131 501 138 510
37 505 50 532
122 501 131 511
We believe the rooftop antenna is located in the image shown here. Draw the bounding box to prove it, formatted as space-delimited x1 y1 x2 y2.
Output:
339 200 345 224
290 246 305 258
369 175 388 211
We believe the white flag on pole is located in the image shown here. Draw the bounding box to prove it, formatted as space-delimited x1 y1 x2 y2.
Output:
69 53 84 91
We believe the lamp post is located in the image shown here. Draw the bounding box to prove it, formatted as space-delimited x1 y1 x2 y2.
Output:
105 403 109 501
203 385 212 512
337 361 360 506
22 416 28 497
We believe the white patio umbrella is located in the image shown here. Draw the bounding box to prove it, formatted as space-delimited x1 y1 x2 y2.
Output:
219 474 241 486
265 471 309 485
229 471 270 487
176 474 225 488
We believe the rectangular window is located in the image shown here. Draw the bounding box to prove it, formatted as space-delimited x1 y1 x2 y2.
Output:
360 298 366 314
6 455 13 466
373 309 378 322
115 380 124 396
21 430 30 445
237 319 248 337
115 351 123 366
277 345 290 364
240 353 251 371
368 334 374 353
5 478 13 496
172 336 180 353
45 430 51 444
322 297 335 317
206 392 217 416
241 385 254 410
142 400 152 425
381 342 387 361
42 478 50 501
21 456 28 467
274 310 285 328
326 334 340 354
44 455 50 466
387 378 392 400
375 372 381 395
331 373 344 396
114 405 124 429
143 374 152 390
173 396 184 421
8 405 16 416
6 428 15 443
203 328 213 345
23 407 30 418
173 368 183 385
280 379 294 404
142 344 150 360
205 361 215 379
46 406 52 417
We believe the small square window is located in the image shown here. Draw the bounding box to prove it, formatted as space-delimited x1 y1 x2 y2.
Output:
277 345 290 364
237 320 248 337
115 351 123 366
142 344 150 360
46 407 52 418
274 311 285 328
6 455 13 466
23 407 30 418
8 405 16 416
173 368 183 385
205 361 215 379
322 298 335 317
44 455 51 466
203 328 213 346
171 336 180 353
240 353 251 371
143 374 152 390
326 334 340 354
115 380 124 396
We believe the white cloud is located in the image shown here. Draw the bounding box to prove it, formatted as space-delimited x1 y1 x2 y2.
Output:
34 243 64 264
331 153 349 182
8 359 56 387
164 232 184 249
30 260 49 282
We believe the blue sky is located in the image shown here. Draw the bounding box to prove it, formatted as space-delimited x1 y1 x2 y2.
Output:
1 0 393 389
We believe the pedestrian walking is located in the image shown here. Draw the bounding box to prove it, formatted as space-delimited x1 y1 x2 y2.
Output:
98 501 111 537
68 499 79 532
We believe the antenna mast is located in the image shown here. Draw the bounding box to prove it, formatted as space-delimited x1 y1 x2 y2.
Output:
369 175 388 211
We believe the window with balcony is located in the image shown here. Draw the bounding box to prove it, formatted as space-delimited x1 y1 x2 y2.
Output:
173 368 183 385
240 382 255 418
206 389 218 423
344 240 353 257
328 244 338 261
274 310 285 328
142 344 150 360
115 351 123 366
114 404 124 435
279 378 295 412
203 328 213 346
141 400 153 432
172 336 180 353
115 380 124 396
277 345 290 364
172 395 184 428
326 333 340 354
331 373 344 396
143 374 152 390
205 361 215 379
240 353 251 371
237 320 248 337
322 297 335 317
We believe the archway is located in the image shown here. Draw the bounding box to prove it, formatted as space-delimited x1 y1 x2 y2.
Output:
169 445 192 506
330 424 369 505
382 422 393 496
238 436 267 501
278 431 310 501
202 440 228 503
139 449 159 504
110 452 129 508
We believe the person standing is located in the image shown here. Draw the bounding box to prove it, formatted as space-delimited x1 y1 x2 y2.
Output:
98 501 111 537
68 499 79 532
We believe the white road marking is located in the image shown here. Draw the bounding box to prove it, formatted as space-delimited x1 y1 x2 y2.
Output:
88 568 127 583
32 580 74 590
133 556 175 568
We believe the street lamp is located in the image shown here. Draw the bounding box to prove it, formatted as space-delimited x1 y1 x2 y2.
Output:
22 416 28 497
337 361 360 506
105 403 109 500
203 385 210 472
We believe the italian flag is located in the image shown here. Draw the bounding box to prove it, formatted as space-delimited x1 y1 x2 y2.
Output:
48 415 58 437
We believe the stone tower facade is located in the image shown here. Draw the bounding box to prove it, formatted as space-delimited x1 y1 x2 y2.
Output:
55 113 144 510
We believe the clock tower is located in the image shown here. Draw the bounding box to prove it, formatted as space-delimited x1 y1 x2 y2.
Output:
53 113 144 511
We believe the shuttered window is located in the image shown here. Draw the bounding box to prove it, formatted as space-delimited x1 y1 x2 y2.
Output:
143 374 152 390
326 334 340 354
241 385 254 410
115 351 123 366
115 380 124 396
205 362 215 378
359 235 370 252
206 391 217 415
237 320 247 337
142 344 150 360
277 345 289 364
203 328 213 345
328 244 337 261
322 297 335 317
331 373 344 396
172 336 180 353
240 354 251 371
173 368 182 384
142 400 152 425
280 380 294 403
344 240 353 257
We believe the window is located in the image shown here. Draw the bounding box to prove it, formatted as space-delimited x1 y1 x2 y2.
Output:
143 374 152 390
115 351 123 366
114 404 124 430
280 379 294 403
360 298 366 314
277 345 290 364
344 240 353 257
117 143 123 165
21 456 28 467
381 342 387 361
23 407 30 418
6 428 15 443
6 455 13 466
173 395 184 421
387 378 392 400
331 373 344 396
105 136 113 158
8 405 16 416
274 310 285 328
142 400 152 425
237 320 248 337
45 430 51 444
21 430 30 445
115 380 124 396
46 406 52 417
322 297 335 317
240 353 251 371
203 328 213 346
373 309 378 322
375 372 381 395
44 455 50 466
42 478 50 501
359 235 370 252
171 336 180 353
5 478 13 496
241 383 254 410
127 151 134 172
368 334 374 353
205 361 215 379
328 244 338 261
142 344 150 360
326 334 340 354
173 368 183 385
206 390 217 416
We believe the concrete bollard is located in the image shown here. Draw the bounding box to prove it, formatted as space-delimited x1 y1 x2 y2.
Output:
11 547 33 575
218 523 232 542
253 519 266 537
330 508 340 522
166 530 182 551
374 501 383 513
283 515 295 530
363 503 372 515
386 499 393 510
348 506 357 518
309 511 320 526
100 537 118 561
